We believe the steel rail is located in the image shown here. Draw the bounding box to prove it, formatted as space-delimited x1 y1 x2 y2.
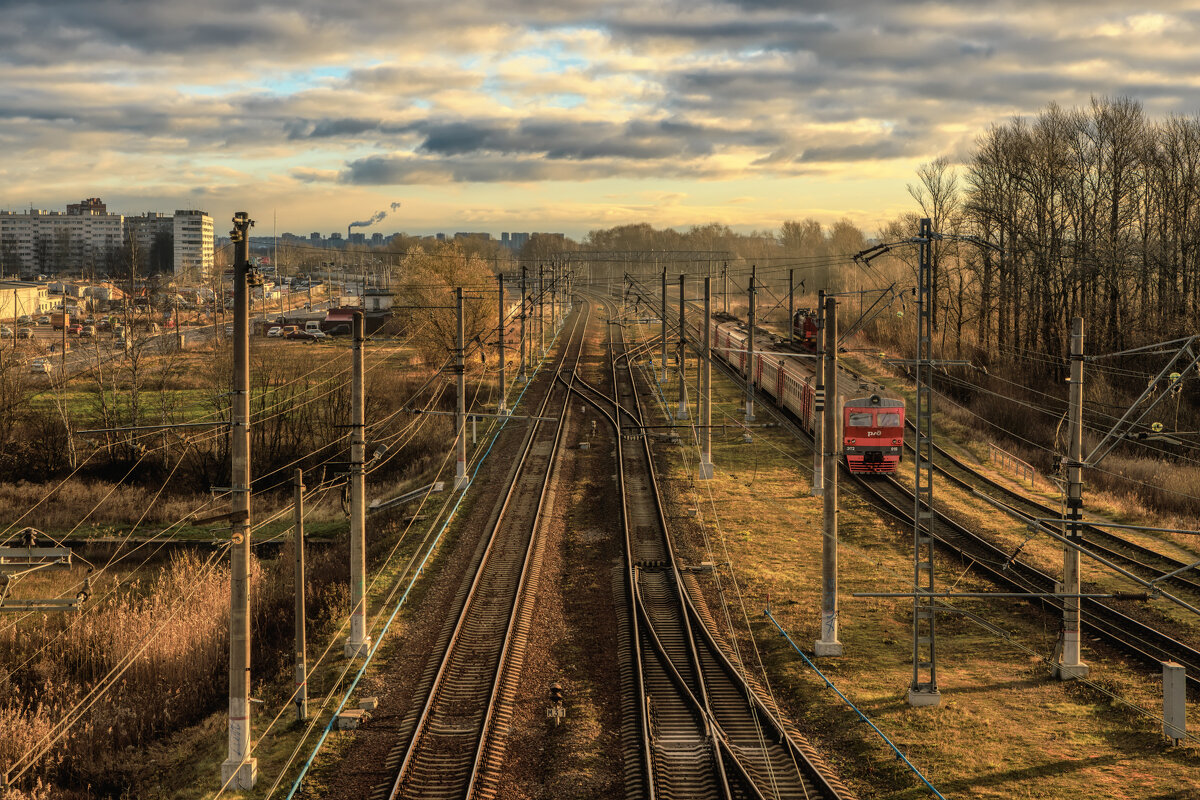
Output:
592 292 850 800
385 302 591 800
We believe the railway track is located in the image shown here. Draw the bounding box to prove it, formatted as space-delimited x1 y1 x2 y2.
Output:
379 301 590 800
634 290 1200 690
574 293 850 800
912 431 1200 599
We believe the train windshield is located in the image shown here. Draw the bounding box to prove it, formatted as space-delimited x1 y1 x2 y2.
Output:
848 412 874 427
878 412 901 427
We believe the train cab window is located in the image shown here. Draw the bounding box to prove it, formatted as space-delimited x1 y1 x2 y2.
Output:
848 412 874 427
878 413 901 427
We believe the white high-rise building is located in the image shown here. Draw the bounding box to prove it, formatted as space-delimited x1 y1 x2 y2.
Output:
173 210 214 279
0 199 122 276
0 200 215 278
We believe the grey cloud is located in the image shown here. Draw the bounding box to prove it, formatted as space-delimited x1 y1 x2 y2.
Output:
407 118 777 161
340 153 726 185
285 117 384 139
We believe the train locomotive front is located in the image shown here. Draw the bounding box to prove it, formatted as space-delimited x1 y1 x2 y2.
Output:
843 394 904 473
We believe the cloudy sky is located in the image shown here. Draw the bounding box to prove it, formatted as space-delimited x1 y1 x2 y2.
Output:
2 1 1199 239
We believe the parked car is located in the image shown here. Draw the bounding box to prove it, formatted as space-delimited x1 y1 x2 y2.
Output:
267 326 283 338
37 315 50 325
16 315 32 326
80 325 96 338
29 359 51 375
0 327 12 339
225 324 234 336
67 324 82 336
286 330 326 341
17 328 33 340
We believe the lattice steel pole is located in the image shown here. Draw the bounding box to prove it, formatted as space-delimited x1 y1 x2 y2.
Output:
909 217 941 707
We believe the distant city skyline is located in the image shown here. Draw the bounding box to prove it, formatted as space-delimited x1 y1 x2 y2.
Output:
3 3 1200 239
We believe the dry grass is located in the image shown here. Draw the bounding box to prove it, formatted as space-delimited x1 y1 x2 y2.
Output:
635 320 1200 800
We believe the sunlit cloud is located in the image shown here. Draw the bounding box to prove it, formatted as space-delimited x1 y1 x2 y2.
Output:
3 0 1200 236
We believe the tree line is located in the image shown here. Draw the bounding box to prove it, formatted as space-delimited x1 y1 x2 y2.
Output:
886 96 1200 371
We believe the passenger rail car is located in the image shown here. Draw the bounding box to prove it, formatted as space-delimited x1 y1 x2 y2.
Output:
707 317 904 475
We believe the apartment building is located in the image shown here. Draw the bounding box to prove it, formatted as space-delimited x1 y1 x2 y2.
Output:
173 210 214 279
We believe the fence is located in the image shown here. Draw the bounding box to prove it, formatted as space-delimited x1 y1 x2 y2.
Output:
988 441 1038 487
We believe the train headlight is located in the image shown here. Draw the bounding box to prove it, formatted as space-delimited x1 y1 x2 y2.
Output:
892 438 901 444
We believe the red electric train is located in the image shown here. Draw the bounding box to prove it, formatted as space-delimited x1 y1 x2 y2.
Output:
709 317 904 474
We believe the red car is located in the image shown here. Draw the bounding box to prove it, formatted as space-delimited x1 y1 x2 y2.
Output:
67 324 83 336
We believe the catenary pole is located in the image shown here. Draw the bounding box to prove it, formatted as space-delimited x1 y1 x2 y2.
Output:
816 297 842 656
221 211 257 789
745 265 756 422
722 262 729 315
660 269 668 383
677 273 689 419
699 276 714 479
909 217 941 707
788 269 795 345
519 265 528 382
1059 316 1089 679
293 469 307 722
813 289 826 497
455 287 469 490
346 311 370 658
497 273 507 413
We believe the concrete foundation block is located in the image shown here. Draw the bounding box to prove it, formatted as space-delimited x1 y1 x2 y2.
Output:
814 640 843 658
1055 662 1090 680
344 638 372 660
907 688 942 707
220 758 258 789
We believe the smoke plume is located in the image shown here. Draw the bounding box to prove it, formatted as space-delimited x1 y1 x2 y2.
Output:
349 202 401 230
